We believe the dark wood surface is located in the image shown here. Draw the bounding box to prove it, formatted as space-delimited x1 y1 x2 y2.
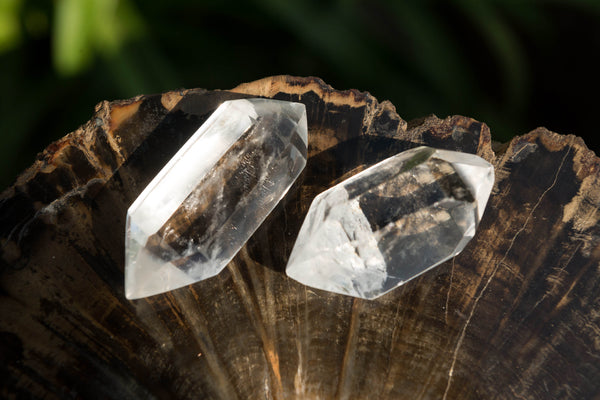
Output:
1 76 599 399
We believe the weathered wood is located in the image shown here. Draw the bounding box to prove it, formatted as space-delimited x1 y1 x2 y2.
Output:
1 76 599 399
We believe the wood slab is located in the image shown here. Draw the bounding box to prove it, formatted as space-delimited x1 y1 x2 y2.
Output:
1 76 599 399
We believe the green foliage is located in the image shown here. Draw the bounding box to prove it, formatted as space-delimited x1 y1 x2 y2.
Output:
0 0 22 53
1 0 599 189
53 0 145 75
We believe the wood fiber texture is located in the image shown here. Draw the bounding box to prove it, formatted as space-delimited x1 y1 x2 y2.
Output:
1 76 599 399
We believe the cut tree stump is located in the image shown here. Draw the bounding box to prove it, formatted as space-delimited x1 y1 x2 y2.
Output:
1 76 600 399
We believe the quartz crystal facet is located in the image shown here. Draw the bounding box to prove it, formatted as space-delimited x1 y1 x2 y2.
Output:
286 146 494 300
125 99 308 299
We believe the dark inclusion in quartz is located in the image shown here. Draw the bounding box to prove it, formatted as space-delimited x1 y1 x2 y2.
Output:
286 146 494 300
125 99 308 299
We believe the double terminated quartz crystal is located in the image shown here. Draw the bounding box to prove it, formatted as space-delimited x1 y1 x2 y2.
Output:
125 99 307 299
286 146 494 300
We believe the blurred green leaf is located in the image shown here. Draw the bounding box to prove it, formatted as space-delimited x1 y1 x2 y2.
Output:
0 0 22 53
53 0 94 75
92 0 145 57
53 0 145 76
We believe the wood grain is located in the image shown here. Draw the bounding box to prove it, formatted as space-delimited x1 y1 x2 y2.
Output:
1 76 599 399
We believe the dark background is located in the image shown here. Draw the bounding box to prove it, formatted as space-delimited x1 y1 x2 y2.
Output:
1 0 599 189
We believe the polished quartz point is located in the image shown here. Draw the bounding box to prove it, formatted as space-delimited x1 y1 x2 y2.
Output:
286 146 494 300
125 98 308 299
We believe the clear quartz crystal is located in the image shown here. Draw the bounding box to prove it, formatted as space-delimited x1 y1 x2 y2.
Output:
125 98 308 299
286 146 494 300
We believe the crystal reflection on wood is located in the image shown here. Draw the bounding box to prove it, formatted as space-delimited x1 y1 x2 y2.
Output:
286 146 494 299
125 98 308 299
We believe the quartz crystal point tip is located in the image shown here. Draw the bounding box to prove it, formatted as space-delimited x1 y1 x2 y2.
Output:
125 98 308 299
286 146 494 300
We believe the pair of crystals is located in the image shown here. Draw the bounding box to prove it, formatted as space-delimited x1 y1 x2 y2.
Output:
125 99 494 300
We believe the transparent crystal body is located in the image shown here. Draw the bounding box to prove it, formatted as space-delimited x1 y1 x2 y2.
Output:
286 146 494 300
125 99 308 299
